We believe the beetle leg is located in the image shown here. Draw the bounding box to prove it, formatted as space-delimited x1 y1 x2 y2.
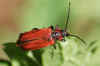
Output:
61 38 66 42
53 44 56 49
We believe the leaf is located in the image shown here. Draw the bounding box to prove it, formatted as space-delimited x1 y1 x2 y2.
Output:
3 42 40 66
87 40 98 54
41 45 64 66
0 60 11 66
40 36 87 66
2 36 96 66
59 37 87 66
87 40 97 50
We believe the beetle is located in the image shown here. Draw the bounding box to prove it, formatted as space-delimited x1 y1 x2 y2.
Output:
16 0 86 50
16 26 70 50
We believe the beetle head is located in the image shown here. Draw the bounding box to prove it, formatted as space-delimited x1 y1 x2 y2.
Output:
52 26 69 40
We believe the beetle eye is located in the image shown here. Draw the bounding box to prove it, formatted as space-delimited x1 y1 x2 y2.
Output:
51 32 61 38
62 31 66 37
55 32 60 36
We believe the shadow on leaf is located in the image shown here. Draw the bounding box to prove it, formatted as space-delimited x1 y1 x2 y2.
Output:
3 42 40 66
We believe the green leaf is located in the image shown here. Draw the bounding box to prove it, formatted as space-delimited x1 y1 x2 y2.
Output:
41 44 64 66
3 42 40 66
40 36 87 66
3 36 97 66
87 40 98 54
0 60 11 66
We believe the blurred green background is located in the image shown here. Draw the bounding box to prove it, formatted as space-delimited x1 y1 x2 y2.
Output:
0 0 99 44
0 0 100 66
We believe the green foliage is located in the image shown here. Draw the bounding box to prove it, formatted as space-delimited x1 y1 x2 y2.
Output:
0 60 11 66
0 37 98 66
0 0 99 66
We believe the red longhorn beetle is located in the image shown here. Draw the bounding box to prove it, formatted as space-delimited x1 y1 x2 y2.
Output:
16 1 86 50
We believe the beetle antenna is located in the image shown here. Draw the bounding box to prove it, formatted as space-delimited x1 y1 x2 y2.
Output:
64 0 87 46
69 34 87 45
64 0 71 32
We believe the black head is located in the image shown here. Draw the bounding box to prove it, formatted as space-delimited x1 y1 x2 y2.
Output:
51 26 69 40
